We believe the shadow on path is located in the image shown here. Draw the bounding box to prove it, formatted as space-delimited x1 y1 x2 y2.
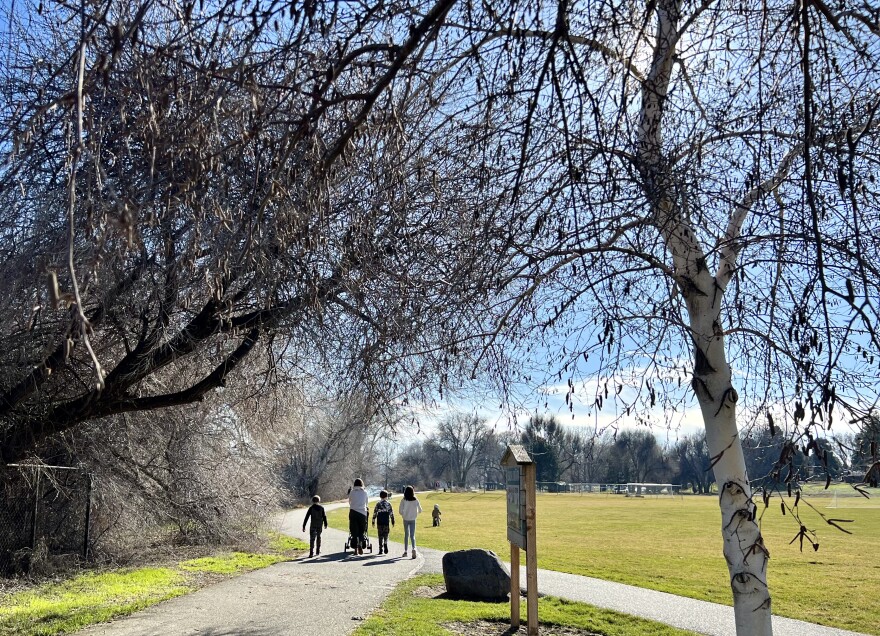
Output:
293 551 349 564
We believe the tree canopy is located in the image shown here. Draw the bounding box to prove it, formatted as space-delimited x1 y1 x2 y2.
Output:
0 0 498 463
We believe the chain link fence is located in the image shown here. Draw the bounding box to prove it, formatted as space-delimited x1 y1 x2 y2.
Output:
0 464 92 575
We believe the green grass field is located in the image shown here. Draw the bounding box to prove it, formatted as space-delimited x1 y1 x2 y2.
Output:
328 490 879 634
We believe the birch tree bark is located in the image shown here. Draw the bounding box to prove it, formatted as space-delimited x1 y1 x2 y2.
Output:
636 2 771 630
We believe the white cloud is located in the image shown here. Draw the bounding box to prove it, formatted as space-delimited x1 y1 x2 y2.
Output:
409 387 706 442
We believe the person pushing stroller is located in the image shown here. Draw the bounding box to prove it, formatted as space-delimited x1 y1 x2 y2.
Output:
348 478 370 554
371 490 395 554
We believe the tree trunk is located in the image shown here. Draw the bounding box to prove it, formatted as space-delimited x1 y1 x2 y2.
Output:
633 3 771 623
689 296 772 635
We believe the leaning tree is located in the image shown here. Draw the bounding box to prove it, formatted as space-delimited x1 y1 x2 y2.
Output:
0 0 507 465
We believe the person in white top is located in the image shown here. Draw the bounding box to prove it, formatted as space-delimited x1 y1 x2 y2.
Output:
348 478 369 555
398 485 423 558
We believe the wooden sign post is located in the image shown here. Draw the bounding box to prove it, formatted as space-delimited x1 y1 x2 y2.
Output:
501 444 538 635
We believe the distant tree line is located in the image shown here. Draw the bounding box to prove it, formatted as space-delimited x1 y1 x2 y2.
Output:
518 415 715 493
378 412 713 494
744 413 880 489
377 412 880 495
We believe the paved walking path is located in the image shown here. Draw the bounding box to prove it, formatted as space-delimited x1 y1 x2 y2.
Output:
76 500 871 636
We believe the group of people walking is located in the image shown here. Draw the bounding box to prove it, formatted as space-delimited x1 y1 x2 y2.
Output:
302 479 440 559
349 479 423 557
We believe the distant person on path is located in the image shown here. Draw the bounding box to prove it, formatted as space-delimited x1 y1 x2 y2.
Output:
398 485 423 558
348 478 369 555
371 490 395 554
302 495 328 558
431 503 442 527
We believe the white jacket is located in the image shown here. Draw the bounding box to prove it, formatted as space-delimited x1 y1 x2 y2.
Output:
398 497 423 521
349 486 369 517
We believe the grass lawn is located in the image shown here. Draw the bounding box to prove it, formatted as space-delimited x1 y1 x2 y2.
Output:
353 573 699 636
328 490 879 634
0 533 308 636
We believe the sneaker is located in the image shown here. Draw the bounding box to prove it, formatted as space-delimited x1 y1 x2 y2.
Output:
357 547 363 555
384 545 389 554
402 550 408 557
412 550 417 559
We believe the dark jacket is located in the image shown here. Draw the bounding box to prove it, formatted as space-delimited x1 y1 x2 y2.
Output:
371 499 395 526
303 503 328 531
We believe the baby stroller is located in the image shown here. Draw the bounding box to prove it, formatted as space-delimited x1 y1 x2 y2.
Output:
344 532 372 554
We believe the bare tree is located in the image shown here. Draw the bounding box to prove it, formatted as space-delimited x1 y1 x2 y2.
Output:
0 0 499 466
605 430 666 484
433 412 494 488
278 388 388 502
566 430 612 485
389 439 447 490
853 415 880 486
384 2 880 633
76 389 283 552
371 436 401 492
475 428 509 488
673 432 714 494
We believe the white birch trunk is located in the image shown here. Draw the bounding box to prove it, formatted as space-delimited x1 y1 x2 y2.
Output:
637 2 774 633
687 291 773 636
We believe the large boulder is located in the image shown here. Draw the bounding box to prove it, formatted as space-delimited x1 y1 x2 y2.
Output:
442 549 511 600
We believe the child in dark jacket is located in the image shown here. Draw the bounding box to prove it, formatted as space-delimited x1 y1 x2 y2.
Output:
371 490 395 554
302 495 328 557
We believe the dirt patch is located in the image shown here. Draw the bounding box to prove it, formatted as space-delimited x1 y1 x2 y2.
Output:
412 584 446 598
443 620 601 635
411 585 510 603
0 576 36 600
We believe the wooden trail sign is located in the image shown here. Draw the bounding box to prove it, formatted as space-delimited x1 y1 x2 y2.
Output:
501 444 538 635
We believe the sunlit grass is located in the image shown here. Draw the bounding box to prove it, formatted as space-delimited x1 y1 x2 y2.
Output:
0 535 308 636
0 568 188 636
267 532 309 554
328 490 880 634
353 573 698 636
178 552 287 575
